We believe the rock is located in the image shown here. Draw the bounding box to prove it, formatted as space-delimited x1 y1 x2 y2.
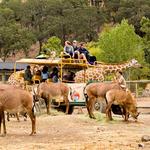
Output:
141 135 150 142
138 143 144 148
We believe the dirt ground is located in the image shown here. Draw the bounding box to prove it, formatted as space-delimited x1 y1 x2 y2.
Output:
0 98 150 150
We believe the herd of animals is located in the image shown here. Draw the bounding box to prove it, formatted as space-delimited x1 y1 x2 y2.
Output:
0 58 141 136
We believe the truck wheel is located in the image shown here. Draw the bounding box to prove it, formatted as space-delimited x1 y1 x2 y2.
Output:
56 106 66 113
68 106 74 114
56 105 74 114
94 100 107 113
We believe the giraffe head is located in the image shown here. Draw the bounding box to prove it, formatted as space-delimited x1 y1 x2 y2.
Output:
128 59 142 68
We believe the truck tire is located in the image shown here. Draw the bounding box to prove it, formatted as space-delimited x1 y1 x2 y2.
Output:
56 105 74 114
68 106 74 114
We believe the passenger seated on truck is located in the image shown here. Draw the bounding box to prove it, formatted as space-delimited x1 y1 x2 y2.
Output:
49 67 59 83
72 40 78 51
41 65 49 82
74 42 97 65
63 41 74 58
74 42 89 63
88 55 97 65
24 65 33 85
63 71 75 83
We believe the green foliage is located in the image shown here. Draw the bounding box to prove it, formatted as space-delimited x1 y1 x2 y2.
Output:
140 17 150 64
87 20 148 79
0 7 15 25
106 0 150 36
86 41 102 60
42 36 63 56
86 24 113 61
98 19 144 63
0 23 35 61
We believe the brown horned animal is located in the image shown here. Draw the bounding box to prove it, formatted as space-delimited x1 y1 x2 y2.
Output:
34 82 70 115
105 89 139 121
0 84 36 136
85 82 123 119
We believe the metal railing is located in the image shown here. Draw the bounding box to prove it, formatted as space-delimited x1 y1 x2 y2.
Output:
126 80 150 97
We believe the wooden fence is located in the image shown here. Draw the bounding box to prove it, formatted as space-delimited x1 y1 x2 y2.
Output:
126 80 150 97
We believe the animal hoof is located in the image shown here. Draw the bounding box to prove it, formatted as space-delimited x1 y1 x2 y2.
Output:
0 134 6 137
123 119 129 122
29 131 36 136
106 118 113 121
90 116 96 119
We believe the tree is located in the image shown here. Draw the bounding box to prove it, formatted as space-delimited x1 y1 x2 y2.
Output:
0 23 35 61
0 7 35 61
140 17 150 64
42 36 63 56
98 19 144 63
105 0 150 36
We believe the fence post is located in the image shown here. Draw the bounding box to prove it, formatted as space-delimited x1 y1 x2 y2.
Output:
135 82 138 97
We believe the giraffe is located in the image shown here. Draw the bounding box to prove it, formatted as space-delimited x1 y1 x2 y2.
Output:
74 59 141 83
7 70 25 88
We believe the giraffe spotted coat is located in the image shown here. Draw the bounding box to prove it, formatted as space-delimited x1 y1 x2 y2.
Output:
75 59 141 83
7 70 25 88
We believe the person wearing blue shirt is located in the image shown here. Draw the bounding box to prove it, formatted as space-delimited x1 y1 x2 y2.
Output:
63 41 74 58
41 65 49 82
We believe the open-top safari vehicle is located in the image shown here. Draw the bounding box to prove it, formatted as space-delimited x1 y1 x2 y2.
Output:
10 53 141 115
12 54 93 114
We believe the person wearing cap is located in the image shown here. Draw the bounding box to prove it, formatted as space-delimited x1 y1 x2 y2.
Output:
72 40 78 51
63 41 74 58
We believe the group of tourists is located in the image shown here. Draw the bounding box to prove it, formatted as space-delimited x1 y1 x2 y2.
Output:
24 65 59 85
63 40 96 65
24 65 76 85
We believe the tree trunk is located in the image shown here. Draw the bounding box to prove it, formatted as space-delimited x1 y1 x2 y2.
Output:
39 40 43 54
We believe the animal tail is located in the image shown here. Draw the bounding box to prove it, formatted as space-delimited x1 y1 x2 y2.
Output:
83 85 88 103
104 93 108 104
32 97 36 115
68 86 72 101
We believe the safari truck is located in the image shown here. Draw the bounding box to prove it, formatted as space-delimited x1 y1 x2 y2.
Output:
12 54 140 115
13 56 92 114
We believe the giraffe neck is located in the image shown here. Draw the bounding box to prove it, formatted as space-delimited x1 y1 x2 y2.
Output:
99 61 131 74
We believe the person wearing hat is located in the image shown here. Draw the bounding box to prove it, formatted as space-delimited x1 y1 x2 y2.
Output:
72 40 78 51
